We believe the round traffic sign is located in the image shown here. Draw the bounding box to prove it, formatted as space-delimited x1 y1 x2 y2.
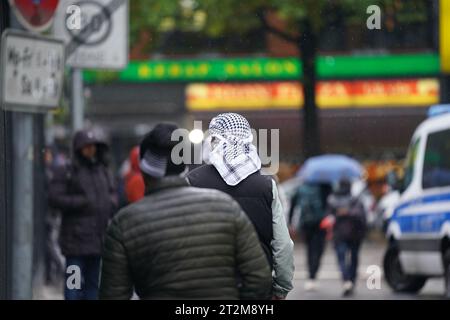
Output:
66 0 112 47
9 0 59 32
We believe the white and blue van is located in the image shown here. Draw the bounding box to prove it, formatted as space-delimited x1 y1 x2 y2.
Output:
384 105 450 297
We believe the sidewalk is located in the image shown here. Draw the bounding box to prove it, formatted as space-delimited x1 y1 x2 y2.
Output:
292 237 387 281
288 238 445 299
33 282 63 300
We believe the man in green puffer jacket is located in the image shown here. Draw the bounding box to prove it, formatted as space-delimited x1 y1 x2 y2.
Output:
99 123 271 300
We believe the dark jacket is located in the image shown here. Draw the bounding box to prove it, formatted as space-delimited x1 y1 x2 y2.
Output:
187 164 274 267
48 130 117 256
327 193 366 243
289 183 332 230
99 176 272 300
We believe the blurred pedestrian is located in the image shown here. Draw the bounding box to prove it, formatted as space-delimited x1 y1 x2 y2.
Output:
327 179 367 296
48 130 118 300
99 123 271 300
44 147 65 286
116 157 130 208
289 182 332 291
187 113 294 300
124 146 145 203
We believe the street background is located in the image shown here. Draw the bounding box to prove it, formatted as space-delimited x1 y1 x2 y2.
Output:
1 0 450 300
289 239 446 300
33 236 446 300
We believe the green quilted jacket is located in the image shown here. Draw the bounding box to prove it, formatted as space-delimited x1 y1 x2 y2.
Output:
99 176 272 300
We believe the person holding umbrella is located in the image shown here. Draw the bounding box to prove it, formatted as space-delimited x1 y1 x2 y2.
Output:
292 154 365 294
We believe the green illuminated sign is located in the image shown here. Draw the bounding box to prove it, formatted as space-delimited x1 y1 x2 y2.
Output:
126 57 300 81
84 57 299 82
83 53 439 83
318 54 440 78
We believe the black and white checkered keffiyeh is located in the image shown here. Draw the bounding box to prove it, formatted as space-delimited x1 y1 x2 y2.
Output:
208 113 261 186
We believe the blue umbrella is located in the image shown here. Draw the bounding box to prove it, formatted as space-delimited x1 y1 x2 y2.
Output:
298 154 364 184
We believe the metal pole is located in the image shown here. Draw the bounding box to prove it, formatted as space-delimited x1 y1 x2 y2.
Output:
72 68 84 132
8 8 34 300
45 112 55 146
0 0 11 300
11 112 34 299
0 110 12 300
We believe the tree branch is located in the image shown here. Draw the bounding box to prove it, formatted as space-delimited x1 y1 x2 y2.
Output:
257 9 300 44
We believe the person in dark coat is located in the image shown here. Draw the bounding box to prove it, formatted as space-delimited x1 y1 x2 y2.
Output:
99 123 272 300
288 182 332 291
48 129 117 300
187 113 294 299
327 179 367 296
44 147 65 286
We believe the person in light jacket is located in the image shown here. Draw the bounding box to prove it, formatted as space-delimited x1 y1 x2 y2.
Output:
187 113 295 299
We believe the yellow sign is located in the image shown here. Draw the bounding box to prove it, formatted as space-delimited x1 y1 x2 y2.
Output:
186 82 302 111
440 0 450 73
186 79 440 111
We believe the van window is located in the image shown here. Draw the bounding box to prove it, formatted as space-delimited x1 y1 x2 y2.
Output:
403 137 420 191
422 128 450 189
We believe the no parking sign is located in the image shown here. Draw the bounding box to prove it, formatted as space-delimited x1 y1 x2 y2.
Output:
52 0 128 69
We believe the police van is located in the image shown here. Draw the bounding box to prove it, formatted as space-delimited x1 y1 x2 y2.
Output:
384 105 450 298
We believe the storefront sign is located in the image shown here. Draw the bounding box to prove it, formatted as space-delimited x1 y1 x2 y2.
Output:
186 79 439 111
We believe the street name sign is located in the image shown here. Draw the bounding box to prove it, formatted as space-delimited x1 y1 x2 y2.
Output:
0 29 65 112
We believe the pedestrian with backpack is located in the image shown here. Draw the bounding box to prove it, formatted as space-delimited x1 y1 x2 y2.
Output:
327 179 367 296
289 182 332 291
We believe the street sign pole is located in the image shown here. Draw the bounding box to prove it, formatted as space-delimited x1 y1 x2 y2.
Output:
1 27 65 299
7 13 34 300
1 1 64 300
72 68 84 132
10 112 34 300
0 0 11 301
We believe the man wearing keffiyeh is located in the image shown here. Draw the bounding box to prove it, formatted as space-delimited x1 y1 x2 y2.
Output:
208 113 261 186
188 113 295 300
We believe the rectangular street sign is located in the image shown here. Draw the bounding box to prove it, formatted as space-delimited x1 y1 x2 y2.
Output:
0 29 65 112
53 0 128 70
